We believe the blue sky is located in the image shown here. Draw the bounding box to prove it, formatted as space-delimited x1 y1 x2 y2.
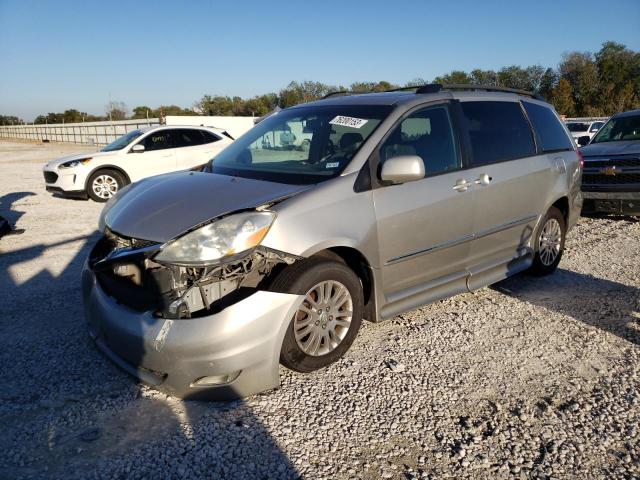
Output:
1 0 639 121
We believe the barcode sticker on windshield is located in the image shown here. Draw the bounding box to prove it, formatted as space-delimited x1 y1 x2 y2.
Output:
329 115 368 129
326 162 340 168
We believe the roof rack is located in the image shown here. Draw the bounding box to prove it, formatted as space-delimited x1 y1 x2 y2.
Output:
320 83 544 101
322 91 354 99
413 83 543 100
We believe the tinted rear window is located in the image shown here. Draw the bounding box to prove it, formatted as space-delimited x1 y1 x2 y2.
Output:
522 101 574 152
460 101 536 166
174 129 206 147
202 131 221 143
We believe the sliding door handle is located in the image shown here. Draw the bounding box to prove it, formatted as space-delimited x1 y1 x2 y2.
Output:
474 173 492 186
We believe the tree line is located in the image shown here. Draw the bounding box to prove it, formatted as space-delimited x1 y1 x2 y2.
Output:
2 41 637 126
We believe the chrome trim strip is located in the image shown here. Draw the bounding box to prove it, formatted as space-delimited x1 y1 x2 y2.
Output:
472 214 538 241
385 214 538 265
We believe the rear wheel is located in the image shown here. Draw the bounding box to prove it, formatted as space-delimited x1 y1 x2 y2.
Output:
271 258 363 373
87 169 126 202
527 206 566 276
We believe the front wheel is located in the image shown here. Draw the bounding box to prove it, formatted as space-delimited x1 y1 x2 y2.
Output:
271 258 364 373
527 206 566 276
87 169 126 202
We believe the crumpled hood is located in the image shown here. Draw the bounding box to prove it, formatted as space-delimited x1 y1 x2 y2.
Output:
580 140 640 157
44 150 117 169
102 171 312 242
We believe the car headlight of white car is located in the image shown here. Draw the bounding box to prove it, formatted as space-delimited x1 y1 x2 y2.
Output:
59 158 92 169
154 211 276 265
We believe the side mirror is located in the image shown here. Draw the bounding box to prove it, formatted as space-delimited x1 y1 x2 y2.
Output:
131 144 145 153
577 135 591 147
380 155 425 184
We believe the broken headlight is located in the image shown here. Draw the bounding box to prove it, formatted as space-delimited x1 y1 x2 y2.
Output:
154 211 276 266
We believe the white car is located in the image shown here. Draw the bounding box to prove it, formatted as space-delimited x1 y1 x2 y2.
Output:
565 120 605 145
43 125 233 202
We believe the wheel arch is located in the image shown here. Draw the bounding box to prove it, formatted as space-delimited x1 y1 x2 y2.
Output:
550 196 570 224
84 165 131 192
310 246 377 322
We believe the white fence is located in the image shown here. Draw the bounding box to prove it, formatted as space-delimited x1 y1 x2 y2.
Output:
565 117 609 123
0 119 160 145
0 116 256 146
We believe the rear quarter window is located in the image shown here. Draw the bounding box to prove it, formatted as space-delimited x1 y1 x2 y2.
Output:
522 101 574 152
460 101 536 166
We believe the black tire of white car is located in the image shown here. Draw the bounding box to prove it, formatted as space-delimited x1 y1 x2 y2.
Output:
271 257 364 373
87 169 125 203
528 206 566 276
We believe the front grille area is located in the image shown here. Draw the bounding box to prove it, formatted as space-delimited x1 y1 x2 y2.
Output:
583 173 640 185
43 171 58 183
582 155 640 189
584 157 640 168
89 234 171 313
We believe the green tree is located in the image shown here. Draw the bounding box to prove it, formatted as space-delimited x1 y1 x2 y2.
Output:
469 69 499 86
278 81 339 107
433 70 471 84
559 52 599 116
538 68 558 100
0 115 24 125
131 106 153 119
595 41 640 114
550 78 576 116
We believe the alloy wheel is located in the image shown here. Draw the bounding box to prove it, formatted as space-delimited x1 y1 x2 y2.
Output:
293 280 353 356
538 218 562 266
92 174 118 199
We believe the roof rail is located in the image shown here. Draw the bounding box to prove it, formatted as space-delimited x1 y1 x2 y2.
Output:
413 83 543 100
322 91 354 99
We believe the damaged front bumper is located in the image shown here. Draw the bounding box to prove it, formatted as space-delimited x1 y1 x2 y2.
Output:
82 232 304 400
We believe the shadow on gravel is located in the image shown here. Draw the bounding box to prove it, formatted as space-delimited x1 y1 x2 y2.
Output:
0 221 298 478
0 191 36 226
493 268 640 346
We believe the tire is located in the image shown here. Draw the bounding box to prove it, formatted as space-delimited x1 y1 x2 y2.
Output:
527 206 566 276
271 257 364 373
87 169 126 202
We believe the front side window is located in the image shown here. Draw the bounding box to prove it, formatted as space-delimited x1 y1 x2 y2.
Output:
141 130 174 151
461 101 536 166
208 105 391 184
380 105 460 177
101 129 144 152
522 101 574 152
591 115 640 143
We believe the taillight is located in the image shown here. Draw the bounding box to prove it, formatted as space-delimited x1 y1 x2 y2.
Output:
577 149 584 169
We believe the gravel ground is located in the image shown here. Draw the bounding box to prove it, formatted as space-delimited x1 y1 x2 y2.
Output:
0 140 639 479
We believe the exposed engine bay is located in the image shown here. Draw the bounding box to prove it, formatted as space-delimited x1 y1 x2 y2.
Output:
89 228 299 319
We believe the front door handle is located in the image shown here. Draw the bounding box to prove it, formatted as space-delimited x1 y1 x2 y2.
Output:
474 173 493 186
453 179 471 192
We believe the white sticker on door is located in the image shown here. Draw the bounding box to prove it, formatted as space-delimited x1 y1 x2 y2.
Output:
329 115 369 129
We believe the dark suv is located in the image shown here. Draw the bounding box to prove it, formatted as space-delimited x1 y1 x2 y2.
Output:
580 109 640 216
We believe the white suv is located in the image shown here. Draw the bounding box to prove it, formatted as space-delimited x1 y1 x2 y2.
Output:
43 125 233 202
566 120 605 145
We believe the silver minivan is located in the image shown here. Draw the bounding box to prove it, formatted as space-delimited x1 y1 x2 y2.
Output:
83 85 582 399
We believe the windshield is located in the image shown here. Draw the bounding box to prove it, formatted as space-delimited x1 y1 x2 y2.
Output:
566 122 589 132
206 105 392 184
591 114 640 143
101 129 145 152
